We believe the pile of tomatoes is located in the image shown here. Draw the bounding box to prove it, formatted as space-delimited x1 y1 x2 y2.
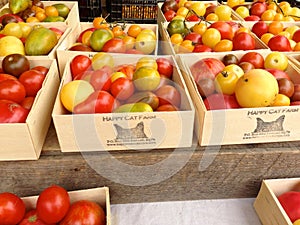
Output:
0 54 49 123
190 51 300 109
0 185 106 225
60 53 181 114
166 19 259 53
69 18 157 55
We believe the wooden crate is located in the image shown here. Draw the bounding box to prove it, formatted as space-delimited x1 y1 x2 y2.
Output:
22 186 111 225
52 54 195 152
0 58 60 161
254 178 300 225
177 50 300 146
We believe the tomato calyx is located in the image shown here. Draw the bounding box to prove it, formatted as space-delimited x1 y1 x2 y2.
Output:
28 214 38 222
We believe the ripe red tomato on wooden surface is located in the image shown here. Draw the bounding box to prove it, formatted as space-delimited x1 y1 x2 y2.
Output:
0 192 26 225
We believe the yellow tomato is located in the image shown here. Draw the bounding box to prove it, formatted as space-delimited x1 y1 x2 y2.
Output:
60 80 95 112
271 94 290 106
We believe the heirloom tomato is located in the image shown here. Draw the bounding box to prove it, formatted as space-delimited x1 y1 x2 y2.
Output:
0 192 26 225
59 200 106 225
36 185 70 224
156 57 173 78
232 32 255 51
110 77 135 100
70 55 92 79
19 69 45 97
0 79 26 103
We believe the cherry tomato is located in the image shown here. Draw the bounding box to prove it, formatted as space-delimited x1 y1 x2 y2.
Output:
0 79 26 103
2 53 30 78
110 77 135 100
213 39 233 52
156 57 173 78
73 90 117 114
59 200 106 225
19 209 55 225
70 55 92 79
232 32 255 51
201 28 221 49
36 185 70 224
155 84 181 107
19 70 45 97
0 192 26 225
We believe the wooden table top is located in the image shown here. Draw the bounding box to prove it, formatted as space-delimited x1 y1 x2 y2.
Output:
1 123 300 204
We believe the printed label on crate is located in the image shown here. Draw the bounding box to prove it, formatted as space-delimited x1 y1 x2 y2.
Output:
242 107 299 140
102 114 161 148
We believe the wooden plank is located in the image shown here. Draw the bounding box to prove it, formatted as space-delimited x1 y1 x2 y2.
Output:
1 123 300 204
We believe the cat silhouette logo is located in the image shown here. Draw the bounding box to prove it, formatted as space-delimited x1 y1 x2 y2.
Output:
114 122 148 140
253 115 285 133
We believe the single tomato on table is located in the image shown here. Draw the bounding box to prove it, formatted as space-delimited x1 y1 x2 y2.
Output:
0 192 26 225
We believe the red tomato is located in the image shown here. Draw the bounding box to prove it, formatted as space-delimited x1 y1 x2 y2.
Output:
110 77 135 100
70 55 92 79
102 38 126 53
19 209 55 225
31 66 49 76
0 100 29 123
0 79 26 103
156 104 178 111
232 32 255 51
251 21 268 38
155 84 181 107
0 73 17 83
156 57 173 78
183 32 202 44
250 2 267 17
73 90 116 114
193 44 212 53
59 200 106 225
268 35 292 51
209 21 234 40
164 9 176 21
203 93 240 110
190 58 225 82
21 96 35 110
239 52 264 69
19 70 45 97
36 185 70 224
278 191 300 223
90 66 113 91
0 192 26 225
116 64 135 80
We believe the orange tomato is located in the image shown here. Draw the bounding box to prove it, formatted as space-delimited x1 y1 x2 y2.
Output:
293 42 300 51
170 33 183 45
179 40 194 53
273 12 284 21
192 22 207 35
35 11 46 21
213 39 233 52
271 94 290 106
112 25 125 37
93 17 109 29
268 21 284 34
261 33 274 45
81 30 93 46
45 5 59 17
127 24 142 38
261 9 276 21
26 17 40 23
206 13 219 21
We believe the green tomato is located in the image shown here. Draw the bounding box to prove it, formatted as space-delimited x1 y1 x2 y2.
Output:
167 19 189 36
89 28 113 52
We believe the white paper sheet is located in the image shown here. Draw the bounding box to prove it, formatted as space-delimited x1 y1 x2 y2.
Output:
111 198 262 225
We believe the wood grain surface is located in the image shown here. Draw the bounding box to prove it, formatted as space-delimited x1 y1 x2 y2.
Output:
1 123 300 204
